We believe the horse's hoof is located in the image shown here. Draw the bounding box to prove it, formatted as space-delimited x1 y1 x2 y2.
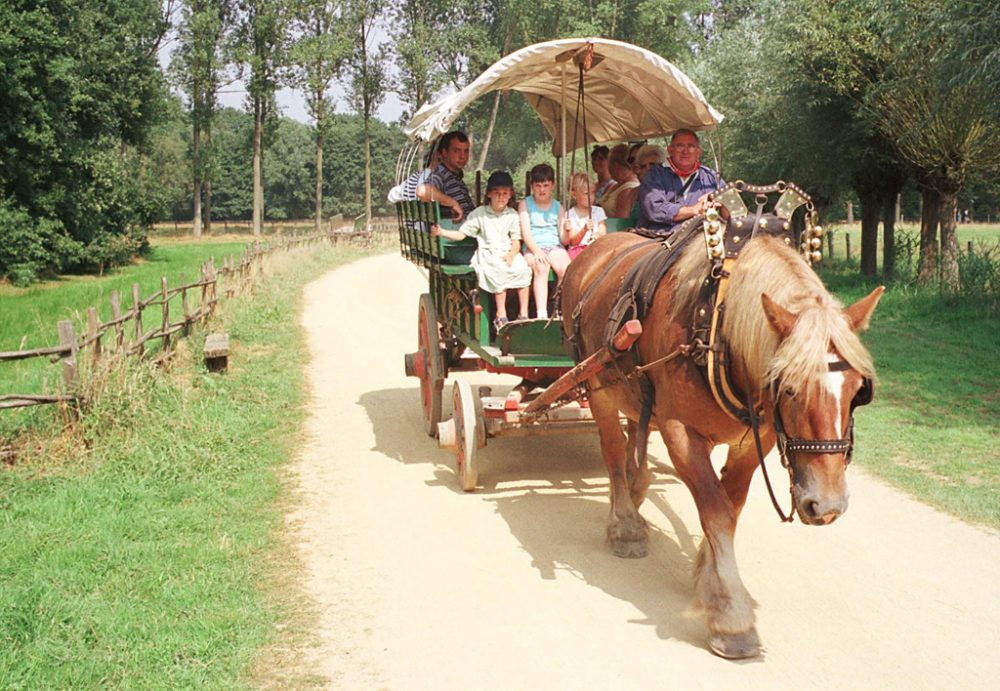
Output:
708 628 761 659
610 538 648 559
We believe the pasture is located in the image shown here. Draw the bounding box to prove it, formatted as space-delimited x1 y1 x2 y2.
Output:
824 221 1000 264
0 239 367 687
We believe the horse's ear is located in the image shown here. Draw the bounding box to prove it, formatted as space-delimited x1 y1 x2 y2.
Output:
761 293 796 339
844 286 885 332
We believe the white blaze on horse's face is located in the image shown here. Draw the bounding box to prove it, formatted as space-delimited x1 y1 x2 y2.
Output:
824 352 845 438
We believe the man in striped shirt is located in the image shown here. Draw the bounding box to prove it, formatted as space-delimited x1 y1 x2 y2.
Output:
387 145 440 203
417 130 475 222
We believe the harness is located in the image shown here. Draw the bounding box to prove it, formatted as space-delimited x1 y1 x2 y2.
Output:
565 180 875 522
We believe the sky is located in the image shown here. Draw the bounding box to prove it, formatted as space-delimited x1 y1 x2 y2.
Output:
160 22 407 127
217 83 406 126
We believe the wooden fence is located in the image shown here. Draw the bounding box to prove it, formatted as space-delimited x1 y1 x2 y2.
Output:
0 233 332 413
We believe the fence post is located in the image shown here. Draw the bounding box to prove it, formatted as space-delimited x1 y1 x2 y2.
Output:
111 291 124 354
87 307 101 366
967 240 974 255
132 283 144 357
199 263 209 320
57 320 78 395
826 230 834 259
161 276 171 357
209 257 218 315
845 233 852 261
180 273 191 336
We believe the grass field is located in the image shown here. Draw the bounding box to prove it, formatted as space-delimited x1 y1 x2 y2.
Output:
0 240 367 688
1 241 263 440
824 221 1000 265
819 263 1000 527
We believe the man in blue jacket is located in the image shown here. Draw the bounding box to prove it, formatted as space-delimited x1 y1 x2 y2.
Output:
637 129 724 235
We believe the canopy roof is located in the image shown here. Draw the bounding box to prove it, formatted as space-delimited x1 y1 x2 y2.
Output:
403 38 723 149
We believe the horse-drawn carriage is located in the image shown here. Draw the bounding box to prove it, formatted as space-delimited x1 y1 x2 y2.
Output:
395 38 883 659
397 38 725 489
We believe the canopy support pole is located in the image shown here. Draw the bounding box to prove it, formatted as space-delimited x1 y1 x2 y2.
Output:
560 63 567 200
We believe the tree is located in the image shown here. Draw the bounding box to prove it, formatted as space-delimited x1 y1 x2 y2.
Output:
0 0 168 282
288 0 350 232
172 0 234 237
232 0 289 236
863 0 1000 290
341 0 387 230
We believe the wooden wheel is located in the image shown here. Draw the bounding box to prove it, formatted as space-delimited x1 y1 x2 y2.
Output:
452 380 485 491
417 293 445 437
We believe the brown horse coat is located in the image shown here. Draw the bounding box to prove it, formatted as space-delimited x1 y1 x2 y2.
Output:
560 230 883 658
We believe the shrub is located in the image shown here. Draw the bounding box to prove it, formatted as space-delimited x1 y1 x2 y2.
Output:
959 241 999 312
0 199 81 285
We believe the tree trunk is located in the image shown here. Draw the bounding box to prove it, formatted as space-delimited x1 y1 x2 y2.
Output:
252 95 264 237
477 90 502 172
192 113 203 239
204 117 213 235
882 196 896 281
204 180 212 236
917 186 940 284
938 190 960 293
858 192 880 277
315 132 324 234
364 112 372 231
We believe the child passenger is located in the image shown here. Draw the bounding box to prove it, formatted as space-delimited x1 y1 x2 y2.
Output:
518 163 570 320
562 172 608 260
431 171 531 330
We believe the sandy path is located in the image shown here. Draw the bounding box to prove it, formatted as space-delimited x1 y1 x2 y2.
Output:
287 252 1000 689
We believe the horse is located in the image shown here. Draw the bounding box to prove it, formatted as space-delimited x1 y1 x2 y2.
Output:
560 227 884 659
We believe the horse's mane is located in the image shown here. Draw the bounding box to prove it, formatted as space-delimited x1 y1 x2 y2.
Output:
671 234 875 397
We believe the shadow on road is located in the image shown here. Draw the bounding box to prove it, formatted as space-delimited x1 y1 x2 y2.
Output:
359 384 715 652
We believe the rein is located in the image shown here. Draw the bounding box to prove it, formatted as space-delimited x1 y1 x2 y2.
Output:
564 180 868 524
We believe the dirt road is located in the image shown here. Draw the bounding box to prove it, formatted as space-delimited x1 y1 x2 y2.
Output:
287 252 1000 689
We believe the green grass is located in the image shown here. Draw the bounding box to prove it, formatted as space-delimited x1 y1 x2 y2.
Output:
0 241 367 688
0 241 252 440
824 221 1000 263
0 241 252 351
820 264 1000 528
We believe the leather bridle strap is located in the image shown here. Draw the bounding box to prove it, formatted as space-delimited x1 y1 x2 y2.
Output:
747 392 795 523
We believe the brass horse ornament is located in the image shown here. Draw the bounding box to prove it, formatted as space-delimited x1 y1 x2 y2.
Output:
560 182 884 658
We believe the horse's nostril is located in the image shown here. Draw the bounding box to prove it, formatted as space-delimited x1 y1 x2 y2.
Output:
803 499 821 519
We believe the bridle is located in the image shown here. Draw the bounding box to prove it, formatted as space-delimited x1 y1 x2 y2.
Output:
752 359 875 522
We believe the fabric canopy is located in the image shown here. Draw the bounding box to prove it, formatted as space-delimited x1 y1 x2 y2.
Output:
403 38 723 151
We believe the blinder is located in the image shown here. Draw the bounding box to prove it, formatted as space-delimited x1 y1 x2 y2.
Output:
852 377 874 409
771 361 872 471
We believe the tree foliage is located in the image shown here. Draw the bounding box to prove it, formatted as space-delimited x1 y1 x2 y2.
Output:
0 0 167 282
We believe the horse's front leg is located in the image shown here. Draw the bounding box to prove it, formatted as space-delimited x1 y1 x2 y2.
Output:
720 439 767 521
591 391 648 558
660 419 760 659
625 419 651 509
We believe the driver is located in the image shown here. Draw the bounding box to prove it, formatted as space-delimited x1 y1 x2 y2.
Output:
637 129 724 235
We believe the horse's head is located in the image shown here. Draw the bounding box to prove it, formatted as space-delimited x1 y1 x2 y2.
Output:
760 287 884 525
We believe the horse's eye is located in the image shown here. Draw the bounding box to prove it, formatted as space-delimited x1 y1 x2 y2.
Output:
783 387 796 398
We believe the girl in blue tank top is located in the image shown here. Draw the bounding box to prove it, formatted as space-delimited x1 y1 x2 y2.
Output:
518 163 571 320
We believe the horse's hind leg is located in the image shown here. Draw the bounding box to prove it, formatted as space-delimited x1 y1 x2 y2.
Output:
591 392 648 558
625 419 651 509
660 420 760 659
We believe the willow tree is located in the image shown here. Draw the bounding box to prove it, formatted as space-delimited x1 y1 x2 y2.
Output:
866 0 1000 289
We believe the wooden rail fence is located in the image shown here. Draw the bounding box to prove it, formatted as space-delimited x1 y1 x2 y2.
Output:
0 233 332 413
